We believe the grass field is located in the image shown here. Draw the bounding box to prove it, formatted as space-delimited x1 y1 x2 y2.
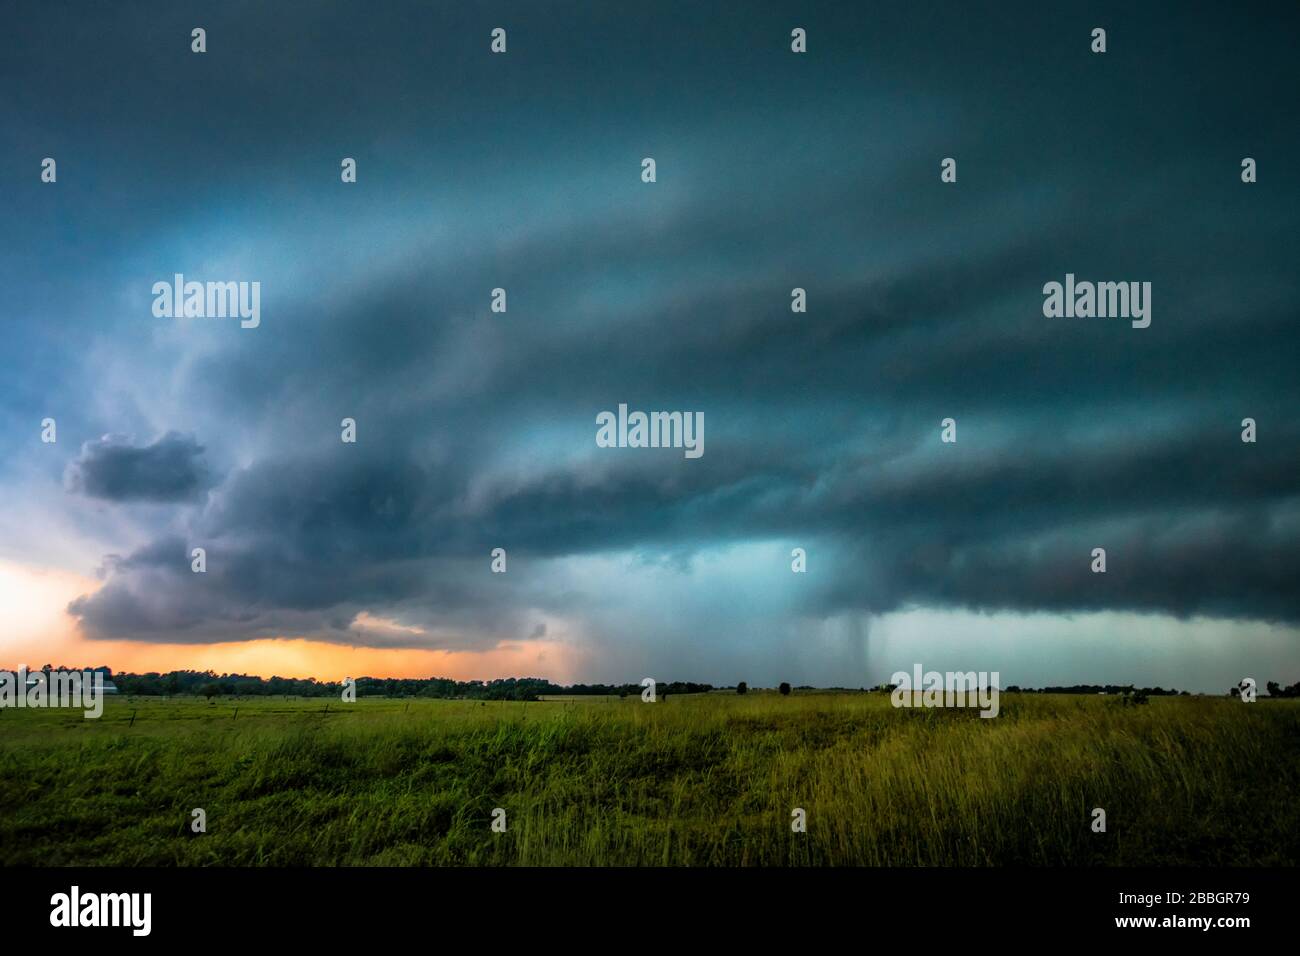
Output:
1 692 1296 866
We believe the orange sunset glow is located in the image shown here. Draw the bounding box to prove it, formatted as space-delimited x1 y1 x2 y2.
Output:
0 560 582 682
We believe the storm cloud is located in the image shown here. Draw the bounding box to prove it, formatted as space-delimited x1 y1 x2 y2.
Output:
1 1 1297 686
65 432 214 503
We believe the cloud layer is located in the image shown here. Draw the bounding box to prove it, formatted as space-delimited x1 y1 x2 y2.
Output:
1 1 1297 686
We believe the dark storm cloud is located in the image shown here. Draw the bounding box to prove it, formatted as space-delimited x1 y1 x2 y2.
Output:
5 2 1293 649
67 169 1300 639
69 411 1300 643
65 432 215 503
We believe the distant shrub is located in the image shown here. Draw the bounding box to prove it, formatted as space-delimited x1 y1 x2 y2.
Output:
736 682 748 695
779 682 791 696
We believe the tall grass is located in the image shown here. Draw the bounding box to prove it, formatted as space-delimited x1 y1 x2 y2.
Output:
1 693 1295 865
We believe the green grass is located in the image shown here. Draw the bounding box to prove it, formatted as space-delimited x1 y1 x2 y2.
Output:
1 693 1296 866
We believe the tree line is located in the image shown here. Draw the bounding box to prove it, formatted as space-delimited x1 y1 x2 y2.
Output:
25 667 714 701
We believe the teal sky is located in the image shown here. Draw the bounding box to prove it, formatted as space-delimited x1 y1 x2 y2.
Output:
1 1 1297 691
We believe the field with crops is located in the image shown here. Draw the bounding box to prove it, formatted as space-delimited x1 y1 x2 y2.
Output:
1 692 1296 866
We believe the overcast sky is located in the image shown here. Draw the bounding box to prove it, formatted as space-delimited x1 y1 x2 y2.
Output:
1 1 1297 690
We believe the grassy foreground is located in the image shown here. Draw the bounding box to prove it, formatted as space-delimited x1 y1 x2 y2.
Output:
1 692 1296 866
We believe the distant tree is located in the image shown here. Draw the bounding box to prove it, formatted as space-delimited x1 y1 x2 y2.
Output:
736 682 748 695
1267 681 1283 698
779 682 791 696
1230 686 1241 698
200 682 221 700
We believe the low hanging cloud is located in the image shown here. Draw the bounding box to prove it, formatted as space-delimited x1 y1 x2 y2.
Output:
65 415 1300 650
65 432 215 504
